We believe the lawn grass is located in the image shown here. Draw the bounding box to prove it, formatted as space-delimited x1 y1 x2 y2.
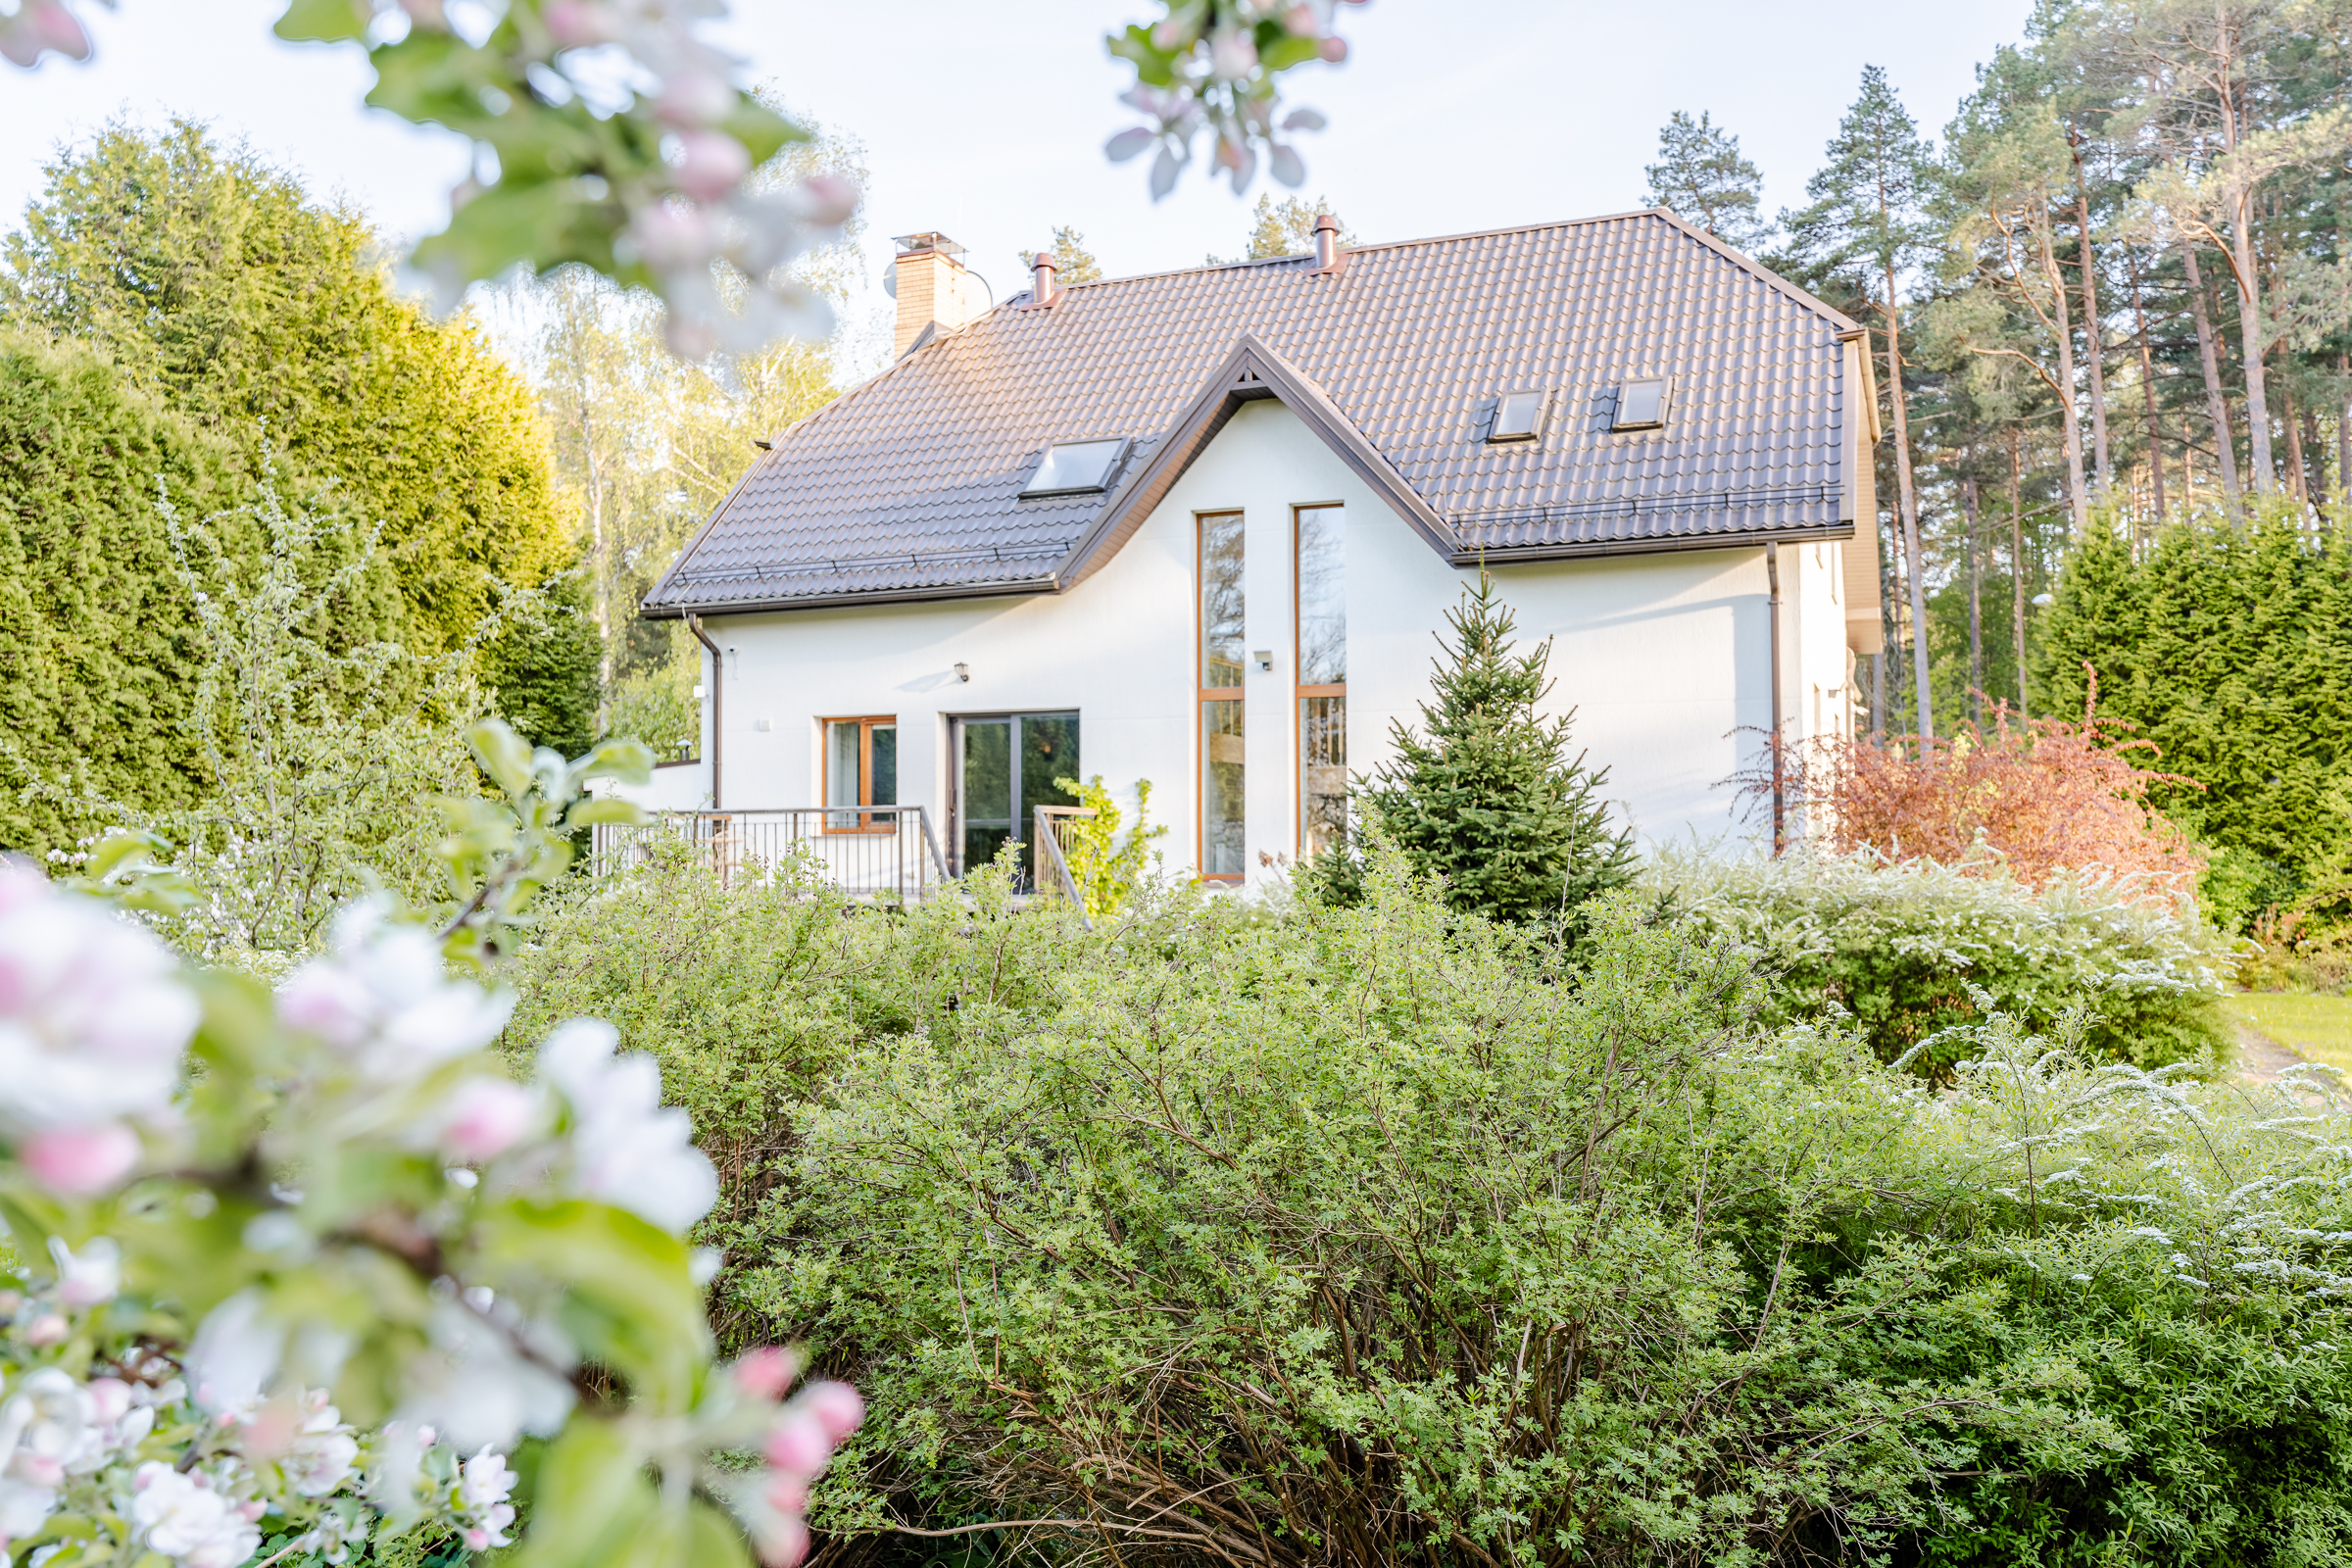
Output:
2225 993 2352 1073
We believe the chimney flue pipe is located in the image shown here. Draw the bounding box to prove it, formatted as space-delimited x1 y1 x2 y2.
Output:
1312 214 1340 270
1031 251 1057 306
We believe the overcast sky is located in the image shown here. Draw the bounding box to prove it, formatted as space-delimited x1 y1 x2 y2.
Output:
1 0 2034 348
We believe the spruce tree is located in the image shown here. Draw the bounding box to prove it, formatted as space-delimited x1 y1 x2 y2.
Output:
1357 574 1636 930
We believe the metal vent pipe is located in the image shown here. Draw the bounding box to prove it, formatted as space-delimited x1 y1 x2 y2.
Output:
1031 251 1057 306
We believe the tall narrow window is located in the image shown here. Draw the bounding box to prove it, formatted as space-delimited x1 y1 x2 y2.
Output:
1198 512 1246 880
1295 505 1346 857
822 716 897 831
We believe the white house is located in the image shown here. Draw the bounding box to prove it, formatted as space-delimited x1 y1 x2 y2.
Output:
637 211 1884 891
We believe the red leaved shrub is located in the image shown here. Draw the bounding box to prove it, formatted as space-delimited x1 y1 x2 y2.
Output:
1756 670 2205 901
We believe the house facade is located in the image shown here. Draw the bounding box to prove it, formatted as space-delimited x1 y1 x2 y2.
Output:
637 212 1884 888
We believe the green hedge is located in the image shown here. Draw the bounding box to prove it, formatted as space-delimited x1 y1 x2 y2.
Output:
0 330 235 852
507 851 2352 1564
1650 847 2233 1074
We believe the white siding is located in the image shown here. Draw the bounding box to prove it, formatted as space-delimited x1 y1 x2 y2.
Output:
689 399 1841 882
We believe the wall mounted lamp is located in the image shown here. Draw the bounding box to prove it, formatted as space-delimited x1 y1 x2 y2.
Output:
1252 649 1273 672
954 662 971 683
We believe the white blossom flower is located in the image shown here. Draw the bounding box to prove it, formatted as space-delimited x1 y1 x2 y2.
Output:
185 1290 286 1414
277 904 513 1082
438 1077 540 1163
0 1370 102 1494
284 1394 361 1497
397 1300 574 1453
0 864 195 1138
130 1462 262 1568
538 1020 716 1233
48 1236 121 1307
457 1446 517 1548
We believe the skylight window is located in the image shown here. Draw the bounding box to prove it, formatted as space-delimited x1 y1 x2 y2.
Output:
1612 378 1670 431
1488 390 1545 443
1021 438 1129 498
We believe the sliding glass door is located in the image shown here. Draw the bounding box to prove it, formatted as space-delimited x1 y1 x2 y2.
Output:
951 711 1080 878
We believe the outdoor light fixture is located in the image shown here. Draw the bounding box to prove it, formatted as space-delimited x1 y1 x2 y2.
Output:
955 662 971 683
1253 649 1273 672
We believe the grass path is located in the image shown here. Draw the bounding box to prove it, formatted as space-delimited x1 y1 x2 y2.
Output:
2223 993 2352 1075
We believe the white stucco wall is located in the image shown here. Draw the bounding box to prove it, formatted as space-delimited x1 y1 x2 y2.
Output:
687 398 1845 884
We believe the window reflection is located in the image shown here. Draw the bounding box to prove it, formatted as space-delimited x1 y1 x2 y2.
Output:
1295 505 1346 858
1199 512 1245 879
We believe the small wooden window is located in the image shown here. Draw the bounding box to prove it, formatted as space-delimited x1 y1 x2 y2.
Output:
822 715 897 832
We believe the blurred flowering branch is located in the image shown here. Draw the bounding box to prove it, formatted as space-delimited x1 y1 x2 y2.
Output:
0 720 860 1568
1105 0 1361 197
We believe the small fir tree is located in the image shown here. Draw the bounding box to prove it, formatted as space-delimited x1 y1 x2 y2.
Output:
1355 574 1635 929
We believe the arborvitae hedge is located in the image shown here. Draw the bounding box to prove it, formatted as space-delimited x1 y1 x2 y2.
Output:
0 122 577 658
0 125 599 852
2034 511 2352 921
0 331 236 852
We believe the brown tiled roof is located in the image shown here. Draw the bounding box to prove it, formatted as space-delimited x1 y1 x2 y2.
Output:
644 209 1860 616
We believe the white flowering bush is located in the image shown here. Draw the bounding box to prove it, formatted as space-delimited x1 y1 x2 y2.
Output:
0 721 858 1568
1647 845 2237 1074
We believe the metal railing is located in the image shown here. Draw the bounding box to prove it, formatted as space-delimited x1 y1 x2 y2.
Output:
1031 807 1097 927
592 806 950 900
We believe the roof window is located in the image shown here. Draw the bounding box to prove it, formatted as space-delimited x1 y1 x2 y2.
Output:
1487 390 1545 443
1020 438 1129 498
1612 377 1670 432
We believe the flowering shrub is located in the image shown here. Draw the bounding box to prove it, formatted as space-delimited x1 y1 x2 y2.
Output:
1649 845 2234 1075
0 720 859 1568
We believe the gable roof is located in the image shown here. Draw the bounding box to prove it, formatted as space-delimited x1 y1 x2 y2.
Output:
644 209 1861 617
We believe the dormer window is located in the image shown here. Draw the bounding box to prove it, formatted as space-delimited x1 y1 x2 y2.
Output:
1020 438 1129 498
1612 377 1670 431
1487 390 1545 443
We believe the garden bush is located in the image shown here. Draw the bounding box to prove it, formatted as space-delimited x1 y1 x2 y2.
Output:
1650 846 2233 1075
684 852 2352 1565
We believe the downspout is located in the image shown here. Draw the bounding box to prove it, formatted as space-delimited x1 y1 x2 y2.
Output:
1766 542 1785 857
685 612 722 810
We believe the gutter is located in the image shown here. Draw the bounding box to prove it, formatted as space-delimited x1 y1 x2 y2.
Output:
1765 542 1785 857
1446 520 1853 569
685 612 722 810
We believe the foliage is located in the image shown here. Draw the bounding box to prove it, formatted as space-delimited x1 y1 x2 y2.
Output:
602 646 700 763
1104 2 1350 197
1208 191 1359 264
1643 109 1770 251
478 559 602 760
730 852 2352 1565
1794 697 2208 896
0 721 864 1568
0 329 234 858
1353 574 1636 933
1651 845 2233 1075
2034 506 2352 925
1049 774 1166 918
1 122 577 661
57 466 482 963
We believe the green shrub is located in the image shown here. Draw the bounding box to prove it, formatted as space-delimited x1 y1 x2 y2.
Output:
704 855 2352 1565
1050 772 1166 918
1649 846 2233 1074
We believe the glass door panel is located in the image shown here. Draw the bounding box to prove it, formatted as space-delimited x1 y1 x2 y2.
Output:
954 712 1079 880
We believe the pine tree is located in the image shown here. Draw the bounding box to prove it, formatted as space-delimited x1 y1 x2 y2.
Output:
1643 110 1770 252
1207 194 1359 264
1032 225 1104 283
1356 575 1635 930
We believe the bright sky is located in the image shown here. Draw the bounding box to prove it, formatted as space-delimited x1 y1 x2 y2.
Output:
0 0 2032 338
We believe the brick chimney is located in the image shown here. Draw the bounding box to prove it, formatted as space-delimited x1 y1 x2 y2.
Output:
891 231 990 357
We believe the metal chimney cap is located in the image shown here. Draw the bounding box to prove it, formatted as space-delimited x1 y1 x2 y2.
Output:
892 231 966 257
1312 214 1338 232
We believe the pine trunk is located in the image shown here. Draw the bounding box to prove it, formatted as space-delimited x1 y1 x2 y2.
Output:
2035 220 2091 529
2180 243 2243 510
2074 177 2112 492
1964 473 1983 728
2129 251 2167 518
2010 428 2029 715
1882 276 1935 739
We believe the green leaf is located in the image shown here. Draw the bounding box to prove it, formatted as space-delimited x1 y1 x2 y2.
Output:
564 799 645 830
469 1200 711 1409
273 0 371 42
469 718 536 797
577 737 657 789
506 1420 655 1568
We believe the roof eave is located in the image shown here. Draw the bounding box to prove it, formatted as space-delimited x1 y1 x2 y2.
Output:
640 573 1061 619
1053 334 1458 593
1448 518 1856 568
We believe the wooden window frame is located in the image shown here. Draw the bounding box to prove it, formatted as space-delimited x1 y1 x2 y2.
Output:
819 713 898 834
1196 510 1246 884
1293 503 1348 857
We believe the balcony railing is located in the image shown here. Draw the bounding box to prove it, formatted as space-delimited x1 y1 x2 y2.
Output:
1031 806 1096 927
592 806 950 899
